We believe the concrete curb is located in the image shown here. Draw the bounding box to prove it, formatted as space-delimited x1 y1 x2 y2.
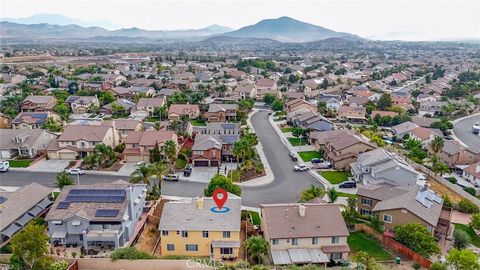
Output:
451 112 480 148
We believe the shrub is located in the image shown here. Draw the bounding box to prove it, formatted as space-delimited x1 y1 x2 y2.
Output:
463 187 477 196
447 177 457 184
50 260 70 270
453 229 471 249
430 262 447 270
110 247 154 261
443 195 453 208
458 198 479 213
412 262 421 269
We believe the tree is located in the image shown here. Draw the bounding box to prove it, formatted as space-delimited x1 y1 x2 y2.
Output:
354 251 378 270
238 99 254 112
469 213 480 231
244 236 269 264
299 185 324 203
53 103 70 120
50 260 69 270
326 188 339 203
149 162 167 192
320 79 328 89
10 223 49 269
263 93 276 105
343 197 358 226
376 93 392 110
56 171 74 189
149 142 161 163
164 140 177 171
458 198 479 213
394 223 440 257
430 262 448 270
446 248 480 270
130 164 152 185
42 117 63 132
453 229 471 250
368 215 384 233
271 99 284 112
204 174 241 197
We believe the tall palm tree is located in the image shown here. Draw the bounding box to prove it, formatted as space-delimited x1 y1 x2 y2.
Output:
164 140 177 172
327 187 339 203
430 136 444 155
299 185 325 203
130 164 152 185
244 236 269 264
149 162 167 192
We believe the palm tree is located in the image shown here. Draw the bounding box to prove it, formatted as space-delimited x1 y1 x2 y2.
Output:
130 164 152 185
164 140 177 172
430 136 444 155
299 185 325 202
149 162 167 192
327 187 339 203
244 236 269 264
232 140 245 167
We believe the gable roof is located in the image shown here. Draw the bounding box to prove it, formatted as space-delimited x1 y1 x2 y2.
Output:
58 125 110 142
124 130 176 146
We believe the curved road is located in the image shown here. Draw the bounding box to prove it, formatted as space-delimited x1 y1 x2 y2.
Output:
453 114 480 153
0 111 322 208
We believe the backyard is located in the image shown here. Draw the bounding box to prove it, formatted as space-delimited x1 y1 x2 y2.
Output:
8 159 33 168
348 232 393 261
288 137 308 146
321 171 352 184
454 223 480 247
298 151 323 162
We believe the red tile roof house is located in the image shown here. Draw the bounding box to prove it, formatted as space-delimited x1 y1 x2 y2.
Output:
21 95 58 112
123 130 178 162
260 203 350 266
168 104 200 121
204 103 238 122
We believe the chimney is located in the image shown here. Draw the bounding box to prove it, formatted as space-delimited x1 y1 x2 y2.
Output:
299 204 306 217
197 197 204 209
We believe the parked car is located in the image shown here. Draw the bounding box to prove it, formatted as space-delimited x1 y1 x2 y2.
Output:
163 174 179 181
184 165 192 177
289 152 298 161
317 162 333 169
0 160 9 173
294 164 309 171
339 181 357 188
66 168 85 175
136 161 145 167
311 158 324 164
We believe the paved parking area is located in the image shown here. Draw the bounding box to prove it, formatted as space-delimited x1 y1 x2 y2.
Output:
178 163 238 183
117 162 138 176
28 159 70 172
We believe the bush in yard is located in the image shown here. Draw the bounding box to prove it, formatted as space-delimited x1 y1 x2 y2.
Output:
204 174 241 197
412 262 421 269
463 187 477 196
50 260 69 270
394 223 440 257
442 195 453 208
446 248 480 270
429 262 447 270
453 229 471 249
469 213 480 231
110 247 154 261
458 198 479 213
447 177 457 184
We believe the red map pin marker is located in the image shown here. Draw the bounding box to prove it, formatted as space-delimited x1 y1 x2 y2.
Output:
212 188 228 210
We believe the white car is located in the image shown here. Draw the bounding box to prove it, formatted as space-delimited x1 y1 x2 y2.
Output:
66 168 85 175
317 162 333 169
136 161 145 167
294 164 309 171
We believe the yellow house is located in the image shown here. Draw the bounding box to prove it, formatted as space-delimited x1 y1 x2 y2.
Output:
158 194 241 260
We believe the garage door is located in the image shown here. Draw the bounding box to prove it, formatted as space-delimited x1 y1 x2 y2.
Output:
59 152 76 160
125 155 141 162
194 160 209 167
210 160 219 167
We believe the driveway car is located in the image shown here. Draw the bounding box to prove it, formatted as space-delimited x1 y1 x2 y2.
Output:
289 152 298 161
66 168 85 175
163 174 179 181
311 158 324 164
184 165 192 177
339 181 357 188
294 164 309 171
317 162 333 169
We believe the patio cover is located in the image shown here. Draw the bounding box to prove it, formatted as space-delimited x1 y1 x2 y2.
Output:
211 240 241 248
51 231 67 239
36 197 53 209
1 223 22 238
27 205 43 216
14 213 34 227
271 250 291 265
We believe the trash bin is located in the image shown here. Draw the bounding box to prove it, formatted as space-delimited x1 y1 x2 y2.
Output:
395 257 401 264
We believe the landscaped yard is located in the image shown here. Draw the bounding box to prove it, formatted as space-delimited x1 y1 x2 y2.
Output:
338 192 358 199
144 116 160 122
321 171 352 184
190 119 206 126
298 151 323 162
288 137 308 146
455 223 480 247
242 210 261 226
175 159 187 170
227 169 241 182
8 159 33 168
281 127 294 133
348 232 392 261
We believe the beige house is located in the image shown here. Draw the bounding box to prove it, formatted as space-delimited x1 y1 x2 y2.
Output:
134 97 166 116
123 130 178 162
66 96 100 114
168 104 200 120
261 203 350 266
436 140 480 167
338 106 366 122
286 99 317 114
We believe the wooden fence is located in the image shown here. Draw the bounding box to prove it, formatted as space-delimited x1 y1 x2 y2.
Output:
67 260 79 270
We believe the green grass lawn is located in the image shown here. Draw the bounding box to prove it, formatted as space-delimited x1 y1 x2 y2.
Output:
175 159 187 170
8 159 33 168
144 116 160 122
190 119 206 126
321 171 352 184
227 169 241 182
281 127 294 133
298 151 323 162
288 137 307 146
338 192 358 199
242 210 261 226
348 232 393 261
455 223 480 247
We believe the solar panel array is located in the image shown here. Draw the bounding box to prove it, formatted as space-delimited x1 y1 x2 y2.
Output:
64 189 126 203
57 201 70 209
95 209 119 217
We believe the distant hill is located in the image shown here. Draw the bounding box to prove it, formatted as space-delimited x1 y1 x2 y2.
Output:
2 13 121 30
219 16 362 42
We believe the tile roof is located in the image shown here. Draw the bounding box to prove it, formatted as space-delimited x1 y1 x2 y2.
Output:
124 130 176 146
58 125 111 142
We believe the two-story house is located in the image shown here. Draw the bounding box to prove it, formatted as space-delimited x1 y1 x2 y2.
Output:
159 195 241 260
261 203 350 266
21 95 58 112
204 103 238 122
45 181 147 249
123 130 178 162
12 111 61 129
168 104 200 120
286 99 317 114
134 97 166 116
338 106 366 123
47 125 118 160
435 140 480 167
0 129 57 159
65 96 100 114
192 123 240 166
290 111 334 132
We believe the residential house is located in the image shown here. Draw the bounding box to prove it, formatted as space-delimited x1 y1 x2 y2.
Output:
392 121 419 139
256 78 279 99
104 119 143 141
338 106 366 123
261 203 350 265
109 86 155 99
232 84 256 99
1 183 54 245
357 184 451 235
286 99 317 114
0 129 57 159
461 161 480 186
351 148 425 187
134 97 166 116
391 92 411 109
123 130 178 162
191 130 240 166
418 101 447 117
65 96 100 114
205 103 238 122
45 181 147 249
318 93 342 111
291 111 333 132
168 104 200 120
410 116 440 128
21 95 58 112
437 140 480 167
407 127 443 145
159 195 241 260
12 111 61 129
100 99 136 115
47 125 118 160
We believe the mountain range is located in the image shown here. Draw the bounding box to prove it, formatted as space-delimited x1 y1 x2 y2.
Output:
0 15 361 42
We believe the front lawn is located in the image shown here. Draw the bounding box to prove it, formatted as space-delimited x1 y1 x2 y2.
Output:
190 119 206 126
338 192 358 199
348 232 393 261
144 116 160 122
8 159 33 168
288 137 307 146
298 151 323 162
455 223 480 247
227 169 241 182
321 171 352 184
281 127 294 133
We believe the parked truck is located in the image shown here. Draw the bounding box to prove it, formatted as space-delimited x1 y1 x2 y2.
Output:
0 160 9 172
473 122 480 135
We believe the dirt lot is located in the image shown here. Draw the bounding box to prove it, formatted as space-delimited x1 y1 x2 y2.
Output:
429 178 463 203
134 200 166 256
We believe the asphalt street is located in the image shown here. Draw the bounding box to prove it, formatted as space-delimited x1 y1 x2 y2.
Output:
0 171 125 187
453 114 480 153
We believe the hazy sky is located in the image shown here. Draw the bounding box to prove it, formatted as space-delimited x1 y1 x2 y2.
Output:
1 0 479 40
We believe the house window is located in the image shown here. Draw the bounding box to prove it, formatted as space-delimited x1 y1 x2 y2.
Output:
181 231 188 238
202 231 209 238
383 214 393 223
361 198 372 206
331 252 343 260
185 244 198 251
52 220 63 225
79 234 83 241
331 236 339 244
220 247 233 255
360 209 371 216
272 239 279 245
223 231 230 238
312 237 319 245
162 230 168 236
167 244 175 251
291 238 298 246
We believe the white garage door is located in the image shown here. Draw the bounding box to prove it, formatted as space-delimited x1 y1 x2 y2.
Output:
59 152 76 160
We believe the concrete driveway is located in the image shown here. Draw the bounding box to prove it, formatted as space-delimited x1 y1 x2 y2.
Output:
28 159 70 172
